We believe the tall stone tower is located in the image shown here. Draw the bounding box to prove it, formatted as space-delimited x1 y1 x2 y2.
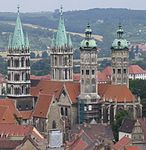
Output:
7 7 32 110
50 7 73 81
78 24 100 124
111 24 129 87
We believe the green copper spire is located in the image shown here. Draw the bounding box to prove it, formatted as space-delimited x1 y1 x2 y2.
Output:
111 24 129 50
8 33 12 49
80 23 97 48
25 32 30 48
55 6 67 48
12 6 25 49
68 34 72 48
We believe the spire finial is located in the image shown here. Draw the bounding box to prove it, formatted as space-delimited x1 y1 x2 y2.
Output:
17 5 20 14
60 5 63 16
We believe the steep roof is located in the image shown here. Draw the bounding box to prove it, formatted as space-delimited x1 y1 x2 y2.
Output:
113 136 131 150
125 146 139 150
119 118 136 133
0 99 21 118
65 82 80 103
129 65 145 74
31 80 80 103
0 124 44 140
98 84 135 102
33 94 53 118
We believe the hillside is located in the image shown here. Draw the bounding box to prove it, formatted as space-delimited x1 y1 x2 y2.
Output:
0 8 146 56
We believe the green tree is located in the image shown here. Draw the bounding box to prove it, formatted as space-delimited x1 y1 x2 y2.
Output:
112 110 130 141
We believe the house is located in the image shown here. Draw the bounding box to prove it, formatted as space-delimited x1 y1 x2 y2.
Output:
119 118 136 140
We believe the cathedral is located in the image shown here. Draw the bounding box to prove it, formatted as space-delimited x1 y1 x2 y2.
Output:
5 6 142 140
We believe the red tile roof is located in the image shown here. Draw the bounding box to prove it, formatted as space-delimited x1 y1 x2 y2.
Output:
0 99 21 118
31 80 80 103
0 124 44 140
125 146 139 150
113 136 131 150
0 106 17 124
102 66 112 77
98 84 135 103
65 82 80 103
20 110 33 120
30 74 51 80
129 65 145 74
33 94 53 118
73 73 80 81
97 71 107 83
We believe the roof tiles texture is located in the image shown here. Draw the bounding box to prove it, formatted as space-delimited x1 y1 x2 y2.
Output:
113 136 131 150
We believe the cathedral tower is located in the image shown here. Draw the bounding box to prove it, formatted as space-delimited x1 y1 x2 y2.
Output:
111 24 129 87
50 7 73 81
78 24 100 124
7 7 32 110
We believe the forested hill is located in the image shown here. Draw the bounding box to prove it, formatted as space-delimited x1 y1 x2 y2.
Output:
0 8 146 55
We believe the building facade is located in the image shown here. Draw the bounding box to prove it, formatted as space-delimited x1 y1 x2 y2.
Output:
78 24 101 124
50 7 73 81
111 24 129 88
7 7 33 111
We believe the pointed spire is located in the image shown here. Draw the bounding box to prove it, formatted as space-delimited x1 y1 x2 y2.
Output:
25 32 30 48
68 34 72 48
51 33 55 48
12 6 25 49
55 5 67 48
8 33 12 49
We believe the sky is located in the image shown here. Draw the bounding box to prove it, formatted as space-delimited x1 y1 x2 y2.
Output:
1 0 146 12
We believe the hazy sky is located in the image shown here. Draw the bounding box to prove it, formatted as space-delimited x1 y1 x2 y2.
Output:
1 0 146 12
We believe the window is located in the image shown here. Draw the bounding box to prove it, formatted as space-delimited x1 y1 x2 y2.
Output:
84 106 87 111
61 107 64 116
88 105 92 111
92 70 95 75
118 69 121 74
123 69 127 74
52 120 56 129
113 69 115 74
82 70 84 75
86 70 89 75
65 108 68 116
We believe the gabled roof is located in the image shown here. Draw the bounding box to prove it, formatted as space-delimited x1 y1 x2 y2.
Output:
0 124 44 140
113 136 131 150
65 82 80 103
33 94 53 118
0 99 21 118
98 84 135 103
119 118 136 133
129 65 145 74
31 80 80 103
0 106 17 124
31 80 63 99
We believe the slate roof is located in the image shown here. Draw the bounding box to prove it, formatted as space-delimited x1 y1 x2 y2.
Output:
119 118 136 133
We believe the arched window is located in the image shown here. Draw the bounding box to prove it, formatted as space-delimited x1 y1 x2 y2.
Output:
14 59 19 67
52 120 56 129
55 57 57 66
8 59 10 67
14 74 20 81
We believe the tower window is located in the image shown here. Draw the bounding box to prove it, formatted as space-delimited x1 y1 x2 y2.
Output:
123 69 127 74
118 69 121 74
61 107 64 116
88 105 92 111
82 70 84 75
92 70 95 75
113 69 115 74
65 108 68 116
86 70 89 75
